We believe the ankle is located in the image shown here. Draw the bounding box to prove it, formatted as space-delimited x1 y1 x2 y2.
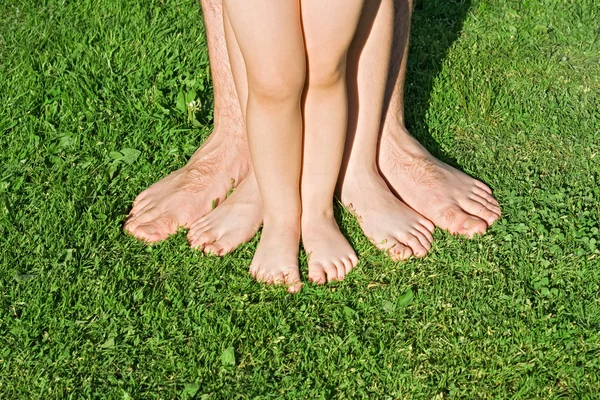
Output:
263 213 301 232
302 207 335 224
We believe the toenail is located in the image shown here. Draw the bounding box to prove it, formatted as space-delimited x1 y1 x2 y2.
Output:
463 218 481 229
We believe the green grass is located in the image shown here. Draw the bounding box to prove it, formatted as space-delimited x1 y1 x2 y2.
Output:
1 0 599 398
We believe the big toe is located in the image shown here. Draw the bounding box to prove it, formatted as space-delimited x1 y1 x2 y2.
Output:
131 216 178 243
204 234 238 256
308 261 327 285
440 205 488 237
457 216 488 238
283 268 302 294
189 229 218 249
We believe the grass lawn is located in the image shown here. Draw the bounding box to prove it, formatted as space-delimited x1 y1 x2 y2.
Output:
1 0 599 397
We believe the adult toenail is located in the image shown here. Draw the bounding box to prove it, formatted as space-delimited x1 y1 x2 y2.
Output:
463 218 481 229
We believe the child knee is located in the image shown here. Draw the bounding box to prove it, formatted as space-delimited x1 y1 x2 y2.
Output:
308 56 345 89
248 66 306 103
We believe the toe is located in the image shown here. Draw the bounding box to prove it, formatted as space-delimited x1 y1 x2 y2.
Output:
323 262 339 282
249 263 259 278
416 224 434 243
349 253 359 268
474 180 493 195
420 218 436 233
203 242 224 256
411 229 432 251
334 261 347 281
189 216 208 231
471 194 502 216
204 234 234 256
464 199 499 227
283 268 302 294
191 230 217 249
459 216 488 238
473 187 500 208
131 192 149 209
308 261 327 284
405 235 428 258
132 215 178 243
124 209 158 230
129 201 148 216
388 242 413 261
342 256 355 275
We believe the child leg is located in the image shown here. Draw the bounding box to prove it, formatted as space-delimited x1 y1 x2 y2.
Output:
299 0 364 283
223 0 305 292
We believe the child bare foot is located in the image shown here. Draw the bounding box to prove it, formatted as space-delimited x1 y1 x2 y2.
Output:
339 169 435 260
302 213 358 284
188 171 262 255
249 223 302 294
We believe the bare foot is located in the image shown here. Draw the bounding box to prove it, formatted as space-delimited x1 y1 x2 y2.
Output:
338 169 435 260
379 126 501 238
249 222 302 294
302 213 359 284
187 171 263 255
124 130 250 243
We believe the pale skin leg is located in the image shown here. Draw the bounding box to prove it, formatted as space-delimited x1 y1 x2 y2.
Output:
191 0 434 261
336 0 435 260
189 0 500 257
223 0 305 293
300 0 363 283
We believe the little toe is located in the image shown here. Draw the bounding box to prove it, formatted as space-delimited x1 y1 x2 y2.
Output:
416 224 434 244
420 218 436 233
308 262 327 284
474 180 493 195
349 253 359 268
342 257 355 275
249 263 259 278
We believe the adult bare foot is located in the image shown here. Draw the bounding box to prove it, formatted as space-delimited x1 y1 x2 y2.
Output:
249 222 302 294
187 171 262 255
338 168 435 261
379 125 501 238
302 213 359 284
124 129 250 243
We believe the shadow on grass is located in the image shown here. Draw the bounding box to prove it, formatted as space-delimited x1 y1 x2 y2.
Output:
403 0 471 165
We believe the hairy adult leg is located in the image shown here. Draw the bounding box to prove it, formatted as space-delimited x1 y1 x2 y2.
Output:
188 6 262 255
338 0 435 261
223 0 305 292
124 0 250 243
378 0 501 237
